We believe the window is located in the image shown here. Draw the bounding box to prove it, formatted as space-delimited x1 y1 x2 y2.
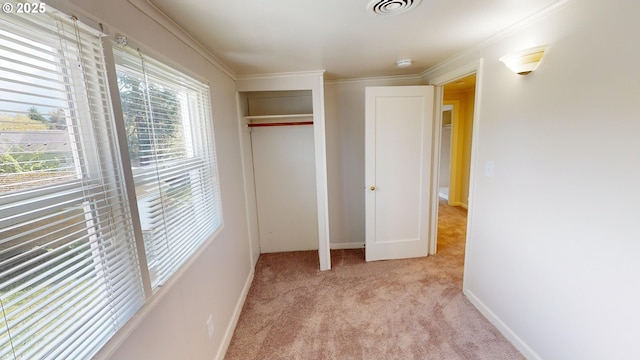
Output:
0 8 144 360
0 3 223 358
112 46 222 288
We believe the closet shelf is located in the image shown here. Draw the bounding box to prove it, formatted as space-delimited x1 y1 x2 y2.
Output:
246 113 314 127
245 113 313 120
248 121 313 127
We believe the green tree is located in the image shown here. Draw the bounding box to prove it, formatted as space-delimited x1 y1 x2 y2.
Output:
117 73 182 167
0 152 23 173
0 146 60 174
28 106 48 124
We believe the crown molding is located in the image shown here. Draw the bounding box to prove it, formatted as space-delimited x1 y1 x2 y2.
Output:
128 0 236 80
237 70 326 82
324 73 423 86
421 0 572 80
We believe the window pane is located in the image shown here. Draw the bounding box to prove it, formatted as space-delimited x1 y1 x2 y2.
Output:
0 7 144 359
0 29 78 193
0 195 136 358
114 46 222 288
116 72 187 167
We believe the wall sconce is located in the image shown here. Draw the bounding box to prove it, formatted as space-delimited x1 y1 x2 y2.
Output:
499 45 548 75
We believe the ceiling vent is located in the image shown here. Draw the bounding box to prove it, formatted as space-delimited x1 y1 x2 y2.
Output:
368 0 422 16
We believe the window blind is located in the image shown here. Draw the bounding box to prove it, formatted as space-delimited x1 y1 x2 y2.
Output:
0 5 144 359
113 46 222 287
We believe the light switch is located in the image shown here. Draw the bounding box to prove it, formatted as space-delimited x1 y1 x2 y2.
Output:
485 160 494 177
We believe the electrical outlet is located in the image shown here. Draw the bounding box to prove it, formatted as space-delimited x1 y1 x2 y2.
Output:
206 314 214 339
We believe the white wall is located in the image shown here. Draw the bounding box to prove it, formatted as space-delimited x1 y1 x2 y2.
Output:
48 1 253 359
324 76 422 247
425 0 640 358
251 125 319 252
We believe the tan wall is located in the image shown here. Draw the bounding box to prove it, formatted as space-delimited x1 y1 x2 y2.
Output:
323 77 423 246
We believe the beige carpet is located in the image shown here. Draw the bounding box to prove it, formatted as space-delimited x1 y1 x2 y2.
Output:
224 201 524 359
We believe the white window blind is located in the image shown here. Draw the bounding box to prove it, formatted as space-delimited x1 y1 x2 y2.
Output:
0 6 144 360
113 46 222 288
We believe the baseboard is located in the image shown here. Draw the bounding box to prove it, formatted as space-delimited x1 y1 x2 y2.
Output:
330 242 365 249
451 201 468 209
463 288 542 360
215 267 255 360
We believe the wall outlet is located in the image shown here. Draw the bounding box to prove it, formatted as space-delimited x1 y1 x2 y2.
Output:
206 314 214 339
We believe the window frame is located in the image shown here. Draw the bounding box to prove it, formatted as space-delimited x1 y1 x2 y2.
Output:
0 8 146 359
0 2 224 358
109 41 223 290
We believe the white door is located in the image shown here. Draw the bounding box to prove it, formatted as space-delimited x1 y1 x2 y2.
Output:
365 86 434 261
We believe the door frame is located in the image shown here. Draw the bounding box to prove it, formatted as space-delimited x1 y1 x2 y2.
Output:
427 60 483 278
236 71 331 271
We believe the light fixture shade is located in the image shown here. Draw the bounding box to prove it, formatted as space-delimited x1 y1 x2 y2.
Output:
499 45 548 75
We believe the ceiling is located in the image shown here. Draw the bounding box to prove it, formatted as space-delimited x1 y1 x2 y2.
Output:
150 0 560 81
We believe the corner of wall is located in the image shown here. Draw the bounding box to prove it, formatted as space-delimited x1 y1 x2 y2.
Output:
463 288 542 360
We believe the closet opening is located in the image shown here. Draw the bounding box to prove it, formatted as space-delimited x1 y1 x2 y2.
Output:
238 88 330 269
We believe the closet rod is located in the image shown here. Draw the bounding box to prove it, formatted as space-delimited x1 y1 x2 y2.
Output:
248 121 313 127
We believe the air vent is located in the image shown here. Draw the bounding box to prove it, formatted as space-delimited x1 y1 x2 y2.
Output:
368 0 422 16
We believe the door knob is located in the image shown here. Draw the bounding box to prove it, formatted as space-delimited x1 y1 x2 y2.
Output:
370 186 376 191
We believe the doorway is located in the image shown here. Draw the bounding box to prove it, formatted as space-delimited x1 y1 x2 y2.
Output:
433 73 477 258
439 104 453 201
441 74 475 209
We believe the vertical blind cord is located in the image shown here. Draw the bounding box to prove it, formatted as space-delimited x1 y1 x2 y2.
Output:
0 298 17 360
138 51 171 254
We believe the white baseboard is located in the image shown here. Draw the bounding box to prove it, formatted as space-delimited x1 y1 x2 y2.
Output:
451 201 468 209
215 267 255 360
330 242 365 249
463 288 541 360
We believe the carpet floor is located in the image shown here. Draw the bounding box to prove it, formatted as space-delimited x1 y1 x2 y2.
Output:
224 200 524 359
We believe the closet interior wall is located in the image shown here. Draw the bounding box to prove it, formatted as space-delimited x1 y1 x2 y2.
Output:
239 91 319 254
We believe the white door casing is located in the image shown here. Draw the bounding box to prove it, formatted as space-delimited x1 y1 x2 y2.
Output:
236 71 331 270
365 86 435 261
